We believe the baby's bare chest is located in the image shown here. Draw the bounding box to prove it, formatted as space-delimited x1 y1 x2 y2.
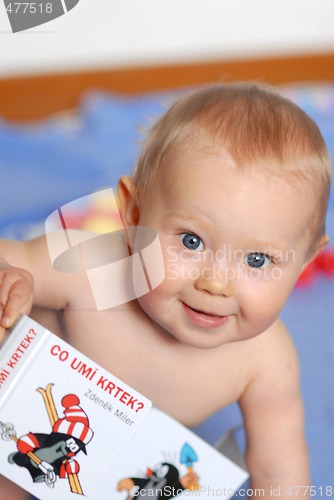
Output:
62 307 247 427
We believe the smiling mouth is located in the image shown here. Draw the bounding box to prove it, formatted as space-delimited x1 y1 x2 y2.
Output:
182 302 231 329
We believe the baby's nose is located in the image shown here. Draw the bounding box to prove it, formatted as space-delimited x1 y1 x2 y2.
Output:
194 263 234 296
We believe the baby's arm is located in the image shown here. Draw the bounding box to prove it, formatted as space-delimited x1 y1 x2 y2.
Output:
239 320 310 499
0 236 83 335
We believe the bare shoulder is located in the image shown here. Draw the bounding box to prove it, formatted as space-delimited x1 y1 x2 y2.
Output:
240 318 301 408
238 317 306 455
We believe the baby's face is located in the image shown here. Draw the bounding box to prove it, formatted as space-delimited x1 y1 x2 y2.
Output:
135 147 316 349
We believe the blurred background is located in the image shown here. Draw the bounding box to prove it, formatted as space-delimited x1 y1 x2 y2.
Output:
0 0 333 494
1 0 334 77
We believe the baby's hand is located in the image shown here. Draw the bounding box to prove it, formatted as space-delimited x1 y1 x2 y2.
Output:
0 261 34 339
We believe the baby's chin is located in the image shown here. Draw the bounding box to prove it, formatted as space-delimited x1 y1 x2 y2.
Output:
162 323 239 350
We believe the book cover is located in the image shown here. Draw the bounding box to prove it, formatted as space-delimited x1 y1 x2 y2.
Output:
0 315 152 499
0 316 248 499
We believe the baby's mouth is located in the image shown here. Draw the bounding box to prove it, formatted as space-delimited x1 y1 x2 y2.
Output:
182 302 231 329
190 305 221 317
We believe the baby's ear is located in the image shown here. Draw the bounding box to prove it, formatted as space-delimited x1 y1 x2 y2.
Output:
117 176 140 227
302 233 330 270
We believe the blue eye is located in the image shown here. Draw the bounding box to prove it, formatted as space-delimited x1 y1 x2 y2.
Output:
178 232 204 251
245 252 271 269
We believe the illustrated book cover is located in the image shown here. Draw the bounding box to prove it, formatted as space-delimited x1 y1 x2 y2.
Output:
0 315 248 499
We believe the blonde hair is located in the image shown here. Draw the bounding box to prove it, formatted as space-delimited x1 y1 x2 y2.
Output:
133 82 332 247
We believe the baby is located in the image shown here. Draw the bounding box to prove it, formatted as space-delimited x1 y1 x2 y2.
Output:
0 83 331 499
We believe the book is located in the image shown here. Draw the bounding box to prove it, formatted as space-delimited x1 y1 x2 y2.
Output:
0 315 248 499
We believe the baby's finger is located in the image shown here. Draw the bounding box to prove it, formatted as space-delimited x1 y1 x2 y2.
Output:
0 271 22 315
1 280 34 328
0 325 6 345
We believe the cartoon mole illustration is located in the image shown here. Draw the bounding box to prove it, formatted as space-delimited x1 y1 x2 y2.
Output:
117 460 199 499
7 386 93 495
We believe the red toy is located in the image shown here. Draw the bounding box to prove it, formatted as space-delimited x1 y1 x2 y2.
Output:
296 248 334 287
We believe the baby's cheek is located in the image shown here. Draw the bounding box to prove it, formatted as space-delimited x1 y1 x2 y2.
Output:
238 307 279 340
164 257 196 284
239 285 284 328
137 293 158 321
